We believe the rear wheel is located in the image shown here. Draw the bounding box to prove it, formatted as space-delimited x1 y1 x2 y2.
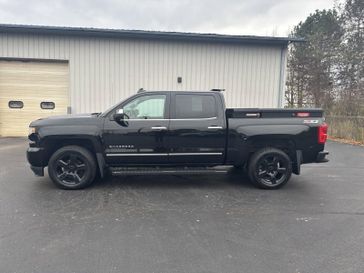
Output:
248 148 292 189
48 145 97 190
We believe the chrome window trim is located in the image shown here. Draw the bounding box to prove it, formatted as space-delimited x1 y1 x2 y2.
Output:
171 117 217 121
106 152 223 157
118 117 218 121
106 153 169 157
169 152 222 156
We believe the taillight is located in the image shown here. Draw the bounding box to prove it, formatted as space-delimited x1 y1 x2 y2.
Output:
318 122 328 144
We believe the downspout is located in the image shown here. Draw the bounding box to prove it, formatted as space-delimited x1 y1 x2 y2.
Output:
277 45 288 108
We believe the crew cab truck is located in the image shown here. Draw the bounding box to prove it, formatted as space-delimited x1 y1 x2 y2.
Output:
27 90 329 190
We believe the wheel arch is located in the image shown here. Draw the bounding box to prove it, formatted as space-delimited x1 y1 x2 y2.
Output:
40 135 105 177
247 135 300 175
248 135 296 158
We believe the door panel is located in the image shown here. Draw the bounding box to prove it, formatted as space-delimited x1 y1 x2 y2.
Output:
167 93 226 164
168 118 225 164
102 92 170 165
103 119 169 165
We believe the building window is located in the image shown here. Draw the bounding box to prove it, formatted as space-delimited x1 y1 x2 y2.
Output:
8 101 24 109
40 101 55 110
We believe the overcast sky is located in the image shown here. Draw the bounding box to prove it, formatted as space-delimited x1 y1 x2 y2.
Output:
0 0 338 36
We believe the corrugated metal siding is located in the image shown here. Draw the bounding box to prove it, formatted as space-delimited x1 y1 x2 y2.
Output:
0 33 284 113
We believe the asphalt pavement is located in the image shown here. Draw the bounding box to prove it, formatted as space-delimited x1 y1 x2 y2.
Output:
0 138 363 273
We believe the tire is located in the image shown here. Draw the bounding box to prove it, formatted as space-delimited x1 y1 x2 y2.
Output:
48 145 97 190
248 147 292 189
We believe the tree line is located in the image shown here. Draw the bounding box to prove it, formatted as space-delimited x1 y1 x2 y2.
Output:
286 0 363 116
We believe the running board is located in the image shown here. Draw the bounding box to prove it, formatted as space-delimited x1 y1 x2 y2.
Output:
109 166 229 176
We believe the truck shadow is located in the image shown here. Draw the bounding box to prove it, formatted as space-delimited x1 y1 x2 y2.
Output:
90 168 308 192
92 168 256 190
35 167 306 192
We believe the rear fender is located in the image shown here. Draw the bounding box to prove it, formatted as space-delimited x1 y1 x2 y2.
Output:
232 124 306 168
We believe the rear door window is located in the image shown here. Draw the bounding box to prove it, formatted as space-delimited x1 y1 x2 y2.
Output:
175 94 216 119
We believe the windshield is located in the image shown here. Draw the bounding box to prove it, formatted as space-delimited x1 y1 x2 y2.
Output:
100 97 129 117
100 103 119 117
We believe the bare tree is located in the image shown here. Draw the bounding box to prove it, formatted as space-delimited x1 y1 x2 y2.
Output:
337 0 364 115
286 9 342 110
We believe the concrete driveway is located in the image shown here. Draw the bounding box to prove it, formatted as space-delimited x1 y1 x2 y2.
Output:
0 138 363 273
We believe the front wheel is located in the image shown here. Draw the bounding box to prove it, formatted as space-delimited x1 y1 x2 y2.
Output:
48 145 97 190
248 148 292 189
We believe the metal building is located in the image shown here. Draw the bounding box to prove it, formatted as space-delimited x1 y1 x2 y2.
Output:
0 24 300 136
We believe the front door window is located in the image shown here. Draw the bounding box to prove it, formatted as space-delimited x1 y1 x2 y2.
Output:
123 95 166 119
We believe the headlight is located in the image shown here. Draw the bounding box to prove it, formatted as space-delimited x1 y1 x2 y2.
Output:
29 127 36 135
28 127 39 143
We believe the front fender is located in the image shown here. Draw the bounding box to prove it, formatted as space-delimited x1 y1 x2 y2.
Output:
38 125 104 153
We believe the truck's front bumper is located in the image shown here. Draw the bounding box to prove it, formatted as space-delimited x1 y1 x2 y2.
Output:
27 147 46 176
316 150 329 163
30 165 44 176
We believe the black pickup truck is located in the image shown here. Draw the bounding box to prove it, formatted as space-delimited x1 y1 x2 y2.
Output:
27 90 329 190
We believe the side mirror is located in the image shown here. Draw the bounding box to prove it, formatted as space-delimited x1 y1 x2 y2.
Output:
113 109 129 126
113 108 125 121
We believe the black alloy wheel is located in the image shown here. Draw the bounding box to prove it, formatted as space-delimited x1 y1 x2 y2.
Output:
55 153 87 185
248 148 292 189
48 146 97 190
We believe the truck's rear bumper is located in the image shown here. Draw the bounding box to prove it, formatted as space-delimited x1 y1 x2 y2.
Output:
316 150 329 163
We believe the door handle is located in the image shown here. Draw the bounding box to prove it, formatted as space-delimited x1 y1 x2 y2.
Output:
207 126 223 129
151 126 167 130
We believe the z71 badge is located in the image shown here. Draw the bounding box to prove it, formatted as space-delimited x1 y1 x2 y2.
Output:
303 120 319 124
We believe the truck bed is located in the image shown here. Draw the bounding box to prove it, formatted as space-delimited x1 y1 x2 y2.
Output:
225 107 326 168
226 108 324 118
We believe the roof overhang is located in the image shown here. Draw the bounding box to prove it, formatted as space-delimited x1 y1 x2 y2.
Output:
0 24 304 46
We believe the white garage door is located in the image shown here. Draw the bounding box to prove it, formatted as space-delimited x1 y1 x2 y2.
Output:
0 60 69 137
